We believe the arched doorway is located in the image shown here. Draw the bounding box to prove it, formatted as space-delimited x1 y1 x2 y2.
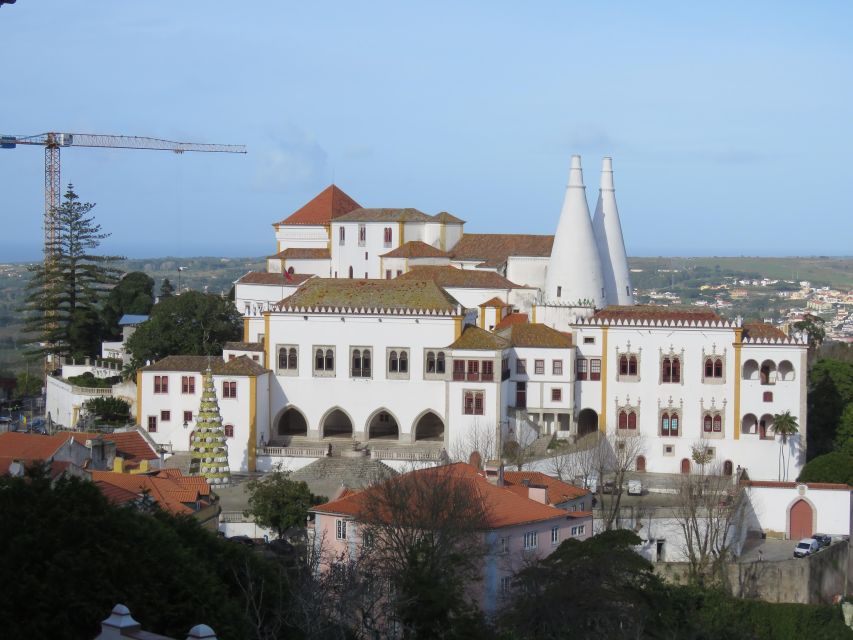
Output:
413 411 444 441
577 409 598 438
636 455 646 472
741 413 758 435
680 458 691 474
759 414 774 440
277 407 308 436
760 360 776 385
322 408 353 438
723 460 733 476
789 499 814 539
367 409 399 440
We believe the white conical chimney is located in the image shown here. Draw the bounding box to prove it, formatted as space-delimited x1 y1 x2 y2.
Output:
593 157 634 306
543 155 605 308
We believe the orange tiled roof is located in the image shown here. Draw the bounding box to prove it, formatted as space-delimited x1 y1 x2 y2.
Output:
236 271 313 286
90 469 211 515
499 323 573 349
743 480 851 491
449 234 553 267
502 471 590 504
311 463 570 529
268 248 331 260
0 432 71 461
479 297 508 308
69 430 159 463
592 305 722 323
277 185 361 226
398 265 524 289
494 312 529 331
380 241 449 259
743 322 787 340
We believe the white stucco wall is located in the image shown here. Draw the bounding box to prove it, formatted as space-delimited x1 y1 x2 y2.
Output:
746 484 852 538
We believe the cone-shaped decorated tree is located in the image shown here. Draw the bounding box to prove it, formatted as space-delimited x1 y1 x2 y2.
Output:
189 368 231 486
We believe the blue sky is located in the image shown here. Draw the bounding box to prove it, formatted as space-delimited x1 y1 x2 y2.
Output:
1 1 851 261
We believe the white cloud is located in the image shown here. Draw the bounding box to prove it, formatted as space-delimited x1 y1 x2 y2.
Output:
253 127 328 192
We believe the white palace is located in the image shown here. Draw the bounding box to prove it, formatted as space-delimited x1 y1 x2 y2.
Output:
134 156 808 480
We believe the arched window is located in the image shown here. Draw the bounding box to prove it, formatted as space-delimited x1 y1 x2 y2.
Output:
426 351 436 373
662 412 679 437
628 411 637 430
351 349 371 377
714 359 723 378
279 348 288 370
363 349 371 376
399 350 408 373
352 349 361 376
288 347 298 369
705 358 714 378
662 358 672 383
325 349 334 371
681 458 691 474
437 352 446 374
704 414 712 433
671 358 681 383
389 350 399 373
224 424 234 438
315 349 324 370
661 412 670 436
713 415 722 432
628 356 638 376
619 411 628 429
619 355 629 376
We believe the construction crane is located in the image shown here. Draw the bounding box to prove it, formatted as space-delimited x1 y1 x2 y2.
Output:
0 132 246 258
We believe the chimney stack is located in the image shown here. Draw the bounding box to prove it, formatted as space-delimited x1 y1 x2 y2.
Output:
592 157 634 306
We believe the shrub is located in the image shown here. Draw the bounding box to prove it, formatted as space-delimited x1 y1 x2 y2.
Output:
797 452 853 485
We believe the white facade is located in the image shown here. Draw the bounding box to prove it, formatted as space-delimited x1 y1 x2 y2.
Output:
745 482 852 538
592 157 634 306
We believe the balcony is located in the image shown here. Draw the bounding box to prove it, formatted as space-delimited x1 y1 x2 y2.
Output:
453 371 465 381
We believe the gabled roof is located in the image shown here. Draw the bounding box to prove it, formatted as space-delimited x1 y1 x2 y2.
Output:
499 323 573 349
397 265 524 290
479 297 508 308
0 432 71 461
494 312 529 331
236 271 313 286
277 185 361 226
380 241 449 259
743 322 787 340
276 277 461 315
592 305 722 323
141 355 269 376
432 211 465 224
335 208 434 223
449 234 554 268
69 430 160 463
311 462 570 529
447 325 509 350
502 471 590 504
268 248 331 260
90 469 211 515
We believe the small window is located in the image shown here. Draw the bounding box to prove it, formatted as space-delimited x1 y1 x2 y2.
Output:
583 336 595 345
396 270 402 277
551 526 559 545
183 411 193 424
437 352 445 374
534 359 545 375
463 390 485 415
481 360 494 381
383 227 392 247
228 354 236 361
576 358 588 380
571 526 578 536
222 381 237 398
763 391 773 402
160 410 170 422
336 519 347 540
516 359 526 375
386 270 391 279
578 525 585 535
358 224 366 247
314 346 335 374
590 359 601 381
339 226 345 245
181 376 195 394
500 536 509 554
523 531 538 550
224 424 234 438
553 360 563 375
147 416 157 433
551 388 562 402
351 348 372 378
154 375 168 394
501 576 512 594
662 356 681 383
557 286 562 298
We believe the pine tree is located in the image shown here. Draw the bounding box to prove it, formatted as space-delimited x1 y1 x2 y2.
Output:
159 277 175 298
189 367 231 486
21 185 122 359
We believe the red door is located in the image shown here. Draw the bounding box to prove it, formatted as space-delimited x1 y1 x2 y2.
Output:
636 456 646 472
790 500 813 540
680 458 691 474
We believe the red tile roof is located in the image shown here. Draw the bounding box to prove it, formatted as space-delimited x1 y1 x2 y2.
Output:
743 480 851 491
743 322 787 340
398 265 524 290
479 297 509 308
449 234 554 268
90 470 212 515
269 248 331 260
502 471 590 504
0 432 71 461
69 430 159 463
277 185 361 226
380 241 449 259
312 463 570 529
494 312 529 331
592 305 722 323
236 271 313 286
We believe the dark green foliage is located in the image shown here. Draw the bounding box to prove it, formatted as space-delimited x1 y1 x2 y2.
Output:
67 372 118 389
0 468 290 640
101 271 155 339
125 290 242 372
798 452 853 485
835 405 853 456
82 396 131 425
14 370 42 398
794 314 826 354
807 358 853 458
20 186 123 359
159 277 175 298
245 471 325 539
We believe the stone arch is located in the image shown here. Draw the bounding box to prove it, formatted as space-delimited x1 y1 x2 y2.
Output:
577 408 598 438
742 359 759 380
275 406 308 436
778 360 795 381
366 408 400 440
759 413 775 439
413 410 444 441
321 407 354 438
741 413 758 435
788 497 816 540
760 359 776 385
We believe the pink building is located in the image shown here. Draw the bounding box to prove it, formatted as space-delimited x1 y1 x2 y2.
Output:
310 462 593 615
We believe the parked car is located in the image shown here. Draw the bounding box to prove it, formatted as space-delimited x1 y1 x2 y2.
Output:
813 534 832 548
627 480 643 496
227 535 256 547
793 538 819 558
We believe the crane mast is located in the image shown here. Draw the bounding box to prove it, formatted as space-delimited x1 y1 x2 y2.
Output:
1 131 246 259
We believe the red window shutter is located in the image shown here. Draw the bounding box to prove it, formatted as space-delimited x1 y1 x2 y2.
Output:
628 412 637 429
474 393 483 415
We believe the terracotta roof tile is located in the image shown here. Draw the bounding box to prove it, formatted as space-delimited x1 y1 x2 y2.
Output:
70 430 160 463
743 322 787 340
499 323 573 349
380 241 449 259
494 312 529 330
335 208 433 223
592 305 722 323
479 297 509 308
447 325 509 350
268 248 331 260
277 277 461 314
224 341 265 352
236 271 313 286
0 432 71 461
141 355 269 376
90 470 211 515
397 265 524 290
277 185 361 226
744 480 851 491
311 463 570 529
449 234 554 268
432 211 465 224
502 471 590 504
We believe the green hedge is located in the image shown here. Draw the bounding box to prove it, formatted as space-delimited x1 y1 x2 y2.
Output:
798 452 853 485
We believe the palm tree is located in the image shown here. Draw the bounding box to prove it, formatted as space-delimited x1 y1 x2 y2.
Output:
771 411 799 481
